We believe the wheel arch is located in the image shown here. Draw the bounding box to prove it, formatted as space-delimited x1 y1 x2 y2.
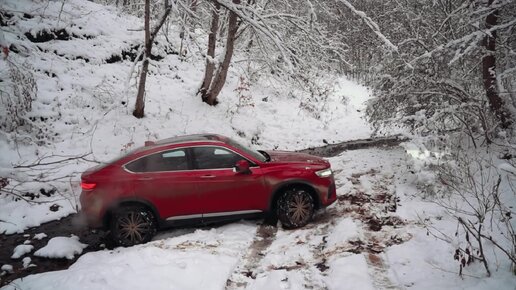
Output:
268 180 321 213
103 198 161 229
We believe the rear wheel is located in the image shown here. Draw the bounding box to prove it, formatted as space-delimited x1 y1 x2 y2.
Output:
277 187 315 229
110 206 157 247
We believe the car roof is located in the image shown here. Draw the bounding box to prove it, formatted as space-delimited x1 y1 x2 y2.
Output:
154 134 226 146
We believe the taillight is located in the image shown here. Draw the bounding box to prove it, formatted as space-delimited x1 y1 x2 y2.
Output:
81 182 97 190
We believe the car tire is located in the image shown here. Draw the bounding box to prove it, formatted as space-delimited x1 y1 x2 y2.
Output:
263 212 279 226
277 187 315 229
110 205 157 247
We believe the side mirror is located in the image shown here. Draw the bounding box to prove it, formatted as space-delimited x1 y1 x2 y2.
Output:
234 160 251 174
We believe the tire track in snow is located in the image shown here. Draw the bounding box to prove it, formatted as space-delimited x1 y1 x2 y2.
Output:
365 251 400 290
225 224 278 289
345 170 406 290
227 151 411 289
225 212 337 289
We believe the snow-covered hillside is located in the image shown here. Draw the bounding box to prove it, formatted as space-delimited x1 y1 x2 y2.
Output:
0 0 371 234
1 1 515 290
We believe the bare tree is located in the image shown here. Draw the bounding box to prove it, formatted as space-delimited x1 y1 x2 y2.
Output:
133 0 172 118
199 2 220 99
200 0 240 106
195 0 346 106
482 0 510 128
363 0 515 136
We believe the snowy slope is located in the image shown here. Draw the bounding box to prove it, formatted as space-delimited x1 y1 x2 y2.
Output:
0 0 371 234
4 1 513 289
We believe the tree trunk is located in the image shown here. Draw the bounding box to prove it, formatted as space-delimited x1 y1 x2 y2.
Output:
203 0 240 106
133 0 171 118
200 3 220 100
482 0 510 128
191 0 198 12
133 0 151 118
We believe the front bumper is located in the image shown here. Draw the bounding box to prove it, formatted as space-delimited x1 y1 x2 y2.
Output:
322 181 337 207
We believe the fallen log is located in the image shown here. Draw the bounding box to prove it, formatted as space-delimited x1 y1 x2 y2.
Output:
299 135 408 157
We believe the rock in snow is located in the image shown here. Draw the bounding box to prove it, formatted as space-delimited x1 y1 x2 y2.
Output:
34 235 87 260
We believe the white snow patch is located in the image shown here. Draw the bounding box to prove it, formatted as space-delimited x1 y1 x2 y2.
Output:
326 218 359 249
11 244 34 259
22 257 34 269
34 235 87 260
325 254 375 290
248 270 310 290
1 264 13 273
259 228 314 267
335 78 371 110
33 233 48 240
0 198 76 235
498 162 516 175
386 226 516 290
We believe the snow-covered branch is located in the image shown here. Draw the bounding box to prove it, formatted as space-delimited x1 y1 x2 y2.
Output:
335 0 398 52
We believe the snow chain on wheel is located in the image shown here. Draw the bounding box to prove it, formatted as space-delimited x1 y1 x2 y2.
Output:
277 187 315 229
110 206 157 247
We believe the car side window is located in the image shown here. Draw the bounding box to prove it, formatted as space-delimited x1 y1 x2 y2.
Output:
192 147 242 169
126 149 188 172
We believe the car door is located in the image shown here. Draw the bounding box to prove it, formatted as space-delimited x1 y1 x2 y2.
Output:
191 146 267 220
124 148 201 221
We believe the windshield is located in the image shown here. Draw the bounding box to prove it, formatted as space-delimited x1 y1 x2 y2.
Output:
225 137 268 162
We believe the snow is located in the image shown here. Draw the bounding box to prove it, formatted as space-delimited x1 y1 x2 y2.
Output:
0 265 13 274
22 257 33 269
4 224 256 290
0 198 76 235
3 147 515 290
11 244 34 259
325 254 375 290
498 162 516 175
33 233 48 240
33 236 88 260
326 218 358 249
386 226 516 290
1 0 514 289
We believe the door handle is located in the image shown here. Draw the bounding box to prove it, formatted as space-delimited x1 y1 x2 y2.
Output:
138 177 153 181
200 175 216 179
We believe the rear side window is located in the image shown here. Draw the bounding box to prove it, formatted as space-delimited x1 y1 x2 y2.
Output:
192 147 242 169
125 149 188 172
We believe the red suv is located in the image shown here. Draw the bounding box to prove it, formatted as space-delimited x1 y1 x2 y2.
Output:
80 134 336 246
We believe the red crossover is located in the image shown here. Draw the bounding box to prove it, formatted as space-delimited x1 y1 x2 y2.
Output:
80 134 337 246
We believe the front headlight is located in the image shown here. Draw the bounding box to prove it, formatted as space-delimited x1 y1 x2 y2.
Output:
315 168 332 178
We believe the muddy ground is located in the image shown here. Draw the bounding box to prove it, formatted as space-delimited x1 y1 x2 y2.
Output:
0 137 407 287
0 214 108 286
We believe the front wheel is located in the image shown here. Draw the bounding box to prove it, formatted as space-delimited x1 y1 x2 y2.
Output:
277 188 315 229
110 206 157 247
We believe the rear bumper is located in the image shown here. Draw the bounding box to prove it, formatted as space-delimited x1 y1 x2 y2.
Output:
79 190 105 228
78 210 103 228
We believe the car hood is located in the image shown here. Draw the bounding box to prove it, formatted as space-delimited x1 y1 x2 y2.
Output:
265 150 329 166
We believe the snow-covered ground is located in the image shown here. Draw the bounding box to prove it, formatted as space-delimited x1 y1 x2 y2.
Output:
4 147 514 289
1 0 515 289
